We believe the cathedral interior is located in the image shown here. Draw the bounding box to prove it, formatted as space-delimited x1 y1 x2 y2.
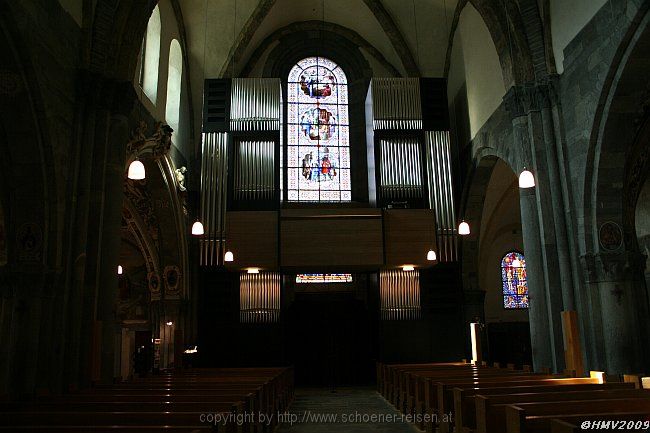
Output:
0 0 649 431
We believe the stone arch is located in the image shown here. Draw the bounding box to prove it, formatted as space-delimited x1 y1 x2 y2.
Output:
445 0 536 87
459 154 502 291
584 5 650 255
0 6 57 268
235 21 400 78
85 0 158 81
580 4 650 374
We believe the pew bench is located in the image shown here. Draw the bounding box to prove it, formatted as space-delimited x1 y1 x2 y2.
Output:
505 398 650 433
475 386 646 433
455 379 627 432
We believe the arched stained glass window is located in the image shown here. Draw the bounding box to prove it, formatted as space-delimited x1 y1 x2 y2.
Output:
501 252 529 309
286 57 351 202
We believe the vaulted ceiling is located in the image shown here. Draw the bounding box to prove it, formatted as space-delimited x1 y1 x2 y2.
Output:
180 0 459 79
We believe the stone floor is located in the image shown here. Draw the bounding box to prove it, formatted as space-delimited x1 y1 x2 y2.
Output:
275 387 421 433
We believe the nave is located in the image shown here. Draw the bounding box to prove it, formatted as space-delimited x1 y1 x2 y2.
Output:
3 361 650 432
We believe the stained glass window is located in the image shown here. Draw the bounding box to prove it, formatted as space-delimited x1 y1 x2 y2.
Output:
287 57 351 202
295 274 353 283
501 252 529 309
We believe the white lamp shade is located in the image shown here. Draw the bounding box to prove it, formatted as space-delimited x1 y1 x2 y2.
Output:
519 169 536 188
191 221 204 236
224 250 234 262
117 265 123 275
127 160 146 180
458 221 471 236
427 250 437 261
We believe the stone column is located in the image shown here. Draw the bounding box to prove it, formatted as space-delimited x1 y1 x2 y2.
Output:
63 74 136 387
519 186 554 371
505 85 565 372
95 82 136 384
585 252 648 374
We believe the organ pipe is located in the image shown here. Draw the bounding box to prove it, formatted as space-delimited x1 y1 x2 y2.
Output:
199 132 229 266
379 138 423 201
233 140 275 201
380 269 421 321
369 78 422 130
425 131 457 262
230 78 281 132
240 272 281 324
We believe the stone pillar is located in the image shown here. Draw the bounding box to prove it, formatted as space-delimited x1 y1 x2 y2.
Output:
63 73 136 388
505 85 568 373
584 252 648 374
97 110 130 384
538 85 576 310
519 187 554 371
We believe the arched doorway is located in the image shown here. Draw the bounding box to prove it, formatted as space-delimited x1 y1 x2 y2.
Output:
462 156 531 366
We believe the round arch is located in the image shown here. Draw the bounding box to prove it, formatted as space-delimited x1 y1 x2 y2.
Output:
445 0 536 87
0 8 57 268
584 6 650 255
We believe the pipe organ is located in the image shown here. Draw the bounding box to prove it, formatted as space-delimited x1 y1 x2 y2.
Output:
199 132 228 266
425 131 457 261
379 138 423 200
239 272 281 323
380 269 421 320
197 77 456 326
200 78 281 266
366 78 458 261
233 139 275 201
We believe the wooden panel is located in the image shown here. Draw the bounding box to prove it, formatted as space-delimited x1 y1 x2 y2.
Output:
561 310 585 377
383 209 437 267
225 211 278 269
280 209 383 268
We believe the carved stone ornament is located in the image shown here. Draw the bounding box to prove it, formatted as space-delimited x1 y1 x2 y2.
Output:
175 166 187 192
599 221 624 252
504 84 551 119
163 265 181 295
582 251 646 283
16 223 42 262
148 272 161 294
126 121 173 162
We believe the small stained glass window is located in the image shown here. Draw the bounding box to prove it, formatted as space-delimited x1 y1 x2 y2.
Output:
295 274 353 284
501 252 529 309
286 57 351 202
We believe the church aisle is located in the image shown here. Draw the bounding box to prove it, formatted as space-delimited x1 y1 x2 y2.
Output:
275 388 420 433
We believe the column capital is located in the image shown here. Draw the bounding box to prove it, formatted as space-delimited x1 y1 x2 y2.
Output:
504 83 554 119
581 251 647 283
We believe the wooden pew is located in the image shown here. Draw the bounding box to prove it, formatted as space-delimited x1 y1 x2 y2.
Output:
432 374 564 433
453 379 625 432
0 367 293 433
405 366 513 416
550 416 650 433
475 385 646 433
505 398 650 433
382 362 552 432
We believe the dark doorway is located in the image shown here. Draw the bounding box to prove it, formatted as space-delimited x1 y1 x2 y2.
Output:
487 322 532 367
287 292 373 387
